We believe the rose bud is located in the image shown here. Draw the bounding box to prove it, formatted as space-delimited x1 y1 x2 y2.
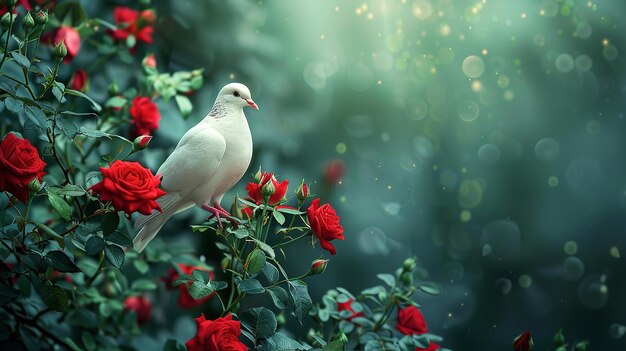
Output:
69 68 88 92
28 178 41 193
401 272 413 285
1 13 14 30
133 135 152 150
108 81 119 96
143 53 156 68
124 295 152 325
338 332 348 345
553 329 565 346
22 11 34 31
35 10 48 26
513 331 534 351
220 256 231 271
253 167 262 182
309 259 328 275
54 40 67 59
261 180 276 198
403 257 416 272
296 181 309 202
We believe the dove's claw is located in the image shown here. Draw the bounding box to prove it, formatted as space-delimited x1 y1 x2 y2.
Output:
202 204 232 228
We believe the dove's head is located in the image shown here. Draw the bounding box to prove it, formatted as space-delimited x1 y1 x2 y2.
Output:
217 83 259 110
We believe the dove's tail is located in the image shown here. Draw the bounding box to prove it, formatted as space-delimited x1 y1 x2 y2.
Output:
133 191 192 253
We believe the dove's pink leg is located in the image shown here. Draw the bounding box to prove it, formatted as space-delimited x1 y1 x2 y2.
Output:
202 203 235 228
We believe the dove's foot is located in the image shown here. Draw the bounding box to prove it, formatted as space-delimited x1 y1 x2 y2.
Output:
202 204 232 228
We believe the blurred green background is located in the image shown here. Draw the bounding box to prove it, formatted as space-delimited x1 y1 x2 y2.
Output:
86 0 626 349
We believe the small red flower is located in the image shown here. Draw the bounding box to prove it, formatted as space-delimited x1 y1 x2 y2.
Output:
89 160 166 216
513 331 533 351
324 159 345 184
124 295 152 325
69 68 87 92
396 305 428 336
130 96 160 138
307 198 344 255
133 135 152 150
143 53 156 68
109 6 156 46
337 298 364 321
0 133 46 203
53 26 80 63
164 264 215 308
185 314 248 351
245 172 288 205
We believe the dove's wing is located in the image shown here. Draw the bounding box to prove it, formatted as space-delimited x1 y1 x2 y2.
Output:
158 124 227 193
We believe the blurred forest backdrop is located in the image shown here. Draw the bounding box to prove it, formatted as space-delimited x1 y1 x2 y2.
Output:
84 0 626 349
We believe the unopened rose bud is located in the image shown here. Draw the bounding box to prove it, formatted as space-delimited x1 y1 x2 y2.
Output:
253 167 262 182
378 291 387 302
133 135 152 150
276 313 286 327
1 13 14 30
261 180 275 198
338 332 348 345
553 329 565 346
22 12 34 31
309 259 328 275
401 272 413 285
35 10 48 26
402 257 416 272
28 178 41 193
108 82 119 96
220 256 231 271
54 40 67 59
143 53 156 69
296 181 309 202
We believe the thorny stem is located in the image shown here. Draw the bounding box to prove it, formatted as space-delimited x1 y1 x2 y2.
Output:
372 281 398 332
272 230 310 249
8 307 73 350
0 10 15 71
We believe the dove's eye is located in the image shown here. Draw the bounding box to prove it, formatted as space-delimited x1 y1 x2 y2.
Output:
233 91 240 97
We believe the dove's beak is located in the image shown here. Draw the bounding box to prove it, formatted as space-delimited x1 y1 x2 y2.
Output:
245 98 259 110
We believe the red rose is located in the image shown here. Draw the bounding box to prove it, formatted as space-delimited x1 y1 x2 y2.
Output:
53 26 80 63
513 331 533 351
164 264 215 308
124 295 152 325
109 6 156 46
245 172 288 205
337 298 363 321
143 53 156 68
69 68 88 92
306 198 344 255
396 305 428 335
0 133 46 203
185 314 247 351
417 342 440 351
324 159 345 184
89 160 166 215
130 96 160 138
240 206 253 219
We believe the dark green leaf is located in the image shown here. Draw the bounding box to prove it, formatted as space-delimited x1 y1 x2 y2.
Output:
253 238 275 259
189 280 214 299
276 207 305 215
47 250 80 273
66 89 102 111
257 332 306 351
106 231 132 247
57 184 86 197
19 326 39 351
47 192 72 220
104 245 124 269
131 279 157 291
377 274 395 288
105 96 127 108
266 286 289 309
418 282 442 296
288 280 312 324
262 262 279 284
246 249 266 275
101 212 119 235
211 280 228 291
163 339 186 351
4 96 23 113
324 340 345 351
78 127 110 138
11 52 30 68
40 284 69 312
238 278 265 294
192 269 210 283
240 307 277 340
133 259 149 274
175 95 192 117
24 105 47 130
52 83 64 102
272 211 286 225
56 118 78 138
85 236 105 256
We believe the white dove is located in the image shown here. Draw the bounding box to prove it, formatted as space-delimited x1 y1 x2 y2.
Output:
132 82 258 253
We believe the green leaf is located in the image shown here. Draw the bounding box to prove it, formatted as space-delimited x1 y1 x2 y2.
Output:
189 280 214 299
257 332 306 351
78 127 110 139
34 222 64 243
262 262 279 284
39 284 69 312
276 207 305 215
24 105 47 130
131 279 157 291
46 250 80 272
246 249 266 275
81 331 96 351
85 236 105 256
65 88 102 112
272 211 286 225
240 307 277 340
288 280 312 324
11 52 30 68
418 282 442 296
266 286 289 310
4 96 23 113
238 278 265 294
101 212 119 235
54 2 88 27
324 340 345 351
105 96 127 108
104 245 125 269
227 226 250 239
47 192 72 220
56 184 86 197
52 83 64 102
163 339 186 351
175 95 193 117
133 259 149 274
253 238 276 259
377 273 395 288
106 231 132 247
